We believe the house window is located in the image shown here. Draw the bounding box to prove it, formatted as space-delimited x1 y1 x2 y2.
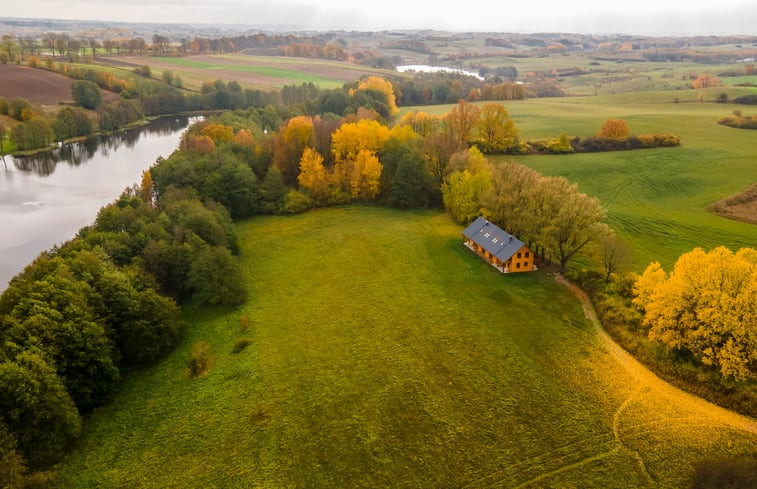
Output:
516 263 521 269
524 262 529 268
492 238 498 244
525 252 530 258
517 252 522 259
484 233 491 238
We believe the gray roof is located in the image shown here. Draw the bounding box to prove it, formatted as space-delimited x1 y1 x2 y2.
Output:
462 217 526 262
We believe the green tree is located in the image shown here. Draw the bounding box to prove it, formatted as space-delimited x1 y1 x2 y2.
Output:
71 80 102 109
535 177 611 268
442 166 492 224
187 246 247 306
0 351 81 468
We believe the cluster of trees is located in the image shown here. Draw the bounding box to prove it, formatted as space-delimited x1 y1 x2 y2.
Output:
634 247 756 381
718 110 757 130
394 72 525 107
444 159 611 268
0 95 95 151
278 42 347 60
0 160 248 482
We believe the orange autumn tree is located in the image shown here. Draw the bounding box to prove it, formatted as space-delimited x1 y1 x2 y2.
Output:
232 128 255 150
597 119 630 140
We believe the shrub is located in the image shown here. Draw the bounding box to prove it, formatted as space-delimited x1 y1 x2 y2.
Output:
187 341 212 377
283 189 313 214
232 338 253 354
133 65 151 78
71 80 102 109
8 98 32 120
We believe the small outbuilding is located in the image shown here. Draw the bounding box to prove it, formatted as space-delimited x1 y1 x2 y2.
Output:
462 217 536 273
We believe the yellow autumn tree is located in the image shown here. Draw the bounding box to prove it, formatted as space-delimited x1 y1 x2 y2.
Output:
140 169 154 204
274 116 315 186
597 119 630 140
356 76 399 116
447 99 481 147
200 123 234 144
331 119 390 163
633 247 757 381
398 111 440 138
298 147 331 201
476 102 518 153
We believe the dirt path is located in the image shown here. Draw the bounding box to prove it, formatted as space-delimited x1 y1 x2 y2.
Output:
555 273 757 436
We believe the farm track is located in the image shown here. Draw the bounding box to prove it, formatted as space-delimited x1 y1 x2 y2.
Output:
555 274 757 437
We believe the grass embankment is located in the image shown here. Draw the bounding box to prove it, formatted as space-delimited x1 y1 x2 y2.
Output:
54 207 756 488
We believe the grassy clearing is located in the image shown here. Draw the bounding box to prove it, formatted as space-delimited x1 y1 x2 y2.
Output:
53 207 756 488
404 95 757 269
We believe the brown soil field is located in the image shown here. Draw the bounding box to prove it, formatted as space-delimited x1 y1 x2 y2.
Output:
0 64 117 105
708 183 757 224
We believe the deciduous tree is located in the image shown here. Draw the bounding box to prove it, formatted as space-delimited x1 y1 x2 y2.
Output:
476 103 518 153
597 119 629 140
447 99 480 147
633 247 757 381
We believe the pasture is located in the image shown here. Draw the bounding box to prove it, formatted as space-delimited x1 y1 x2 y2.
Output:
53 207 756 488
103 54 398 90
404 92 757 269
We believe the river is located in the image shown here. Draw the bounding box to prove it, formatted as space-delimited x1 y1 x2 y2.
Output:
0 116 196 291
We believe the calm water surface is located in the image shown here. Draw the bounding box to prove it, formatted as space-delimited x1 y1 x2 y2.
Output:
0 116 195 291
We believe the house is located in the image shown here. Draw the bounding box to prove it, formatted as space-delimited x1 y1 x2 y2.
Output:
462 217 536 273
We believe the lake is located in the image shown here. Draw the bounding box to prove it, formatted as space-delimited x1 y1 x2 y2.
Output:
396 64 484 80
0 116 196 291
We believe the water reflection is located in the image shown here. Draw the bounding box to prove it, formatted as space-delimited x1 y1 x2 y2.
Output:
1 115 196 291
10 116 191 177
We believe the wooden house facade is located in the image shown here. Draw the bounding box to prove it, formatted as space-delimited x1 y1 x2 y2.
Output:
462 217 536 273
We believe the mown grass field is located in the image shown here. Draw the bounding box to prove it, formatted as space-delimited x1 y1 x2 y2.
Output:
404 92 757 269
54 207 756 488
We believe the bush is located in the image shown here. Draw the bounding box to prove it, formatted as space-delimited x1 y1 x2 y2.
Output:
187 341 212 377
7 98 32 121
133 65 151 78
71 80 102 109
232 338 254 354
283 189 313 214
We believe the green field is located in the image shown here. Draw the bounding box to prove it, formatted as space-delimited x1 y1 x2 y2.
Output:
404 94 757 269
54 208 756 488
105 54 399 90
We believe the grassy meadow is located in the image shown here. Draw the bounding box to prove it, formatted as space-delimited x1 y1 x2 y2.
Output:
404 91 757 269
105 54 397 90
54 208 756 488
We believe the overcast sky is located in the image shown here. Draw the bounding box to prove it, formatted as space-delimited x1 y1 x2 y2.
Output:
6 0 757 35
